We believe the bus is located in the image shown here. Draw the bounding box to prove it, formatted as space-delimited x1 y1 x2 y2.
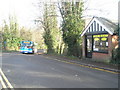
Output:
20 41 37 54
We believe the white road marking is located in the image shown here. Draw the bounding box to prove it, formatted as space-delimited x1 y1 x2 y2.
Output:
0 76 7 88
0 68 13 88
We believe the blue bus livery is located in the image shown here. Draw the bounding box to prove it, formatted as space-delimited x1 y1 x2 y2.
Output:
20 41 37 54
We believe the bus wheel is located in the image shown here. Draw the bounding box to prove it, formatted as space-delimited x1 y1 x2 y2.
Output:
32 51 34 54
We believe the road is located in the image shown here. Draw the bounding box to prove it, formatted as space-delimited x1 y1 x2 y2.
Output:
1 52 118 88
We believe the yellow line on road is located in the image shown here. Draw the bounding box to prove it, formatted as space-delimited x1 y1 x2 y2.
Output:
43 56 118 74
0 68 13 88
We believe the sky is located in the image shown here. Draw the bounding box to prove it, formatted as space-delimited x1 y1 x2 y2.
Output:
0 0 119 28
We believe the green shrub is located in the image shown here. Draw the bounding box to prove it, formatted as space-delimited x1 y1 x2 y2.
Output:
111 47 120 64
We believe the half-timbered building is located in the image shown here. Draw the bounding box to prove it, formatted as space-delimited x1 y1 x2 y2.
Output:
81 17 118 62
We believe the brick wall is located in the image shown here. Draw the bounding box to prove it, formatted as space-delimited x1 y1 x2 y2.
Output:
112 35 118 49
92 52 110 62
108 34 113 58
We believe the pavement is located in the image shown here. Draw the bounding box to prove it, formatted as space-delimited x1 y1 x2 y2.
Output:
42 54 119 74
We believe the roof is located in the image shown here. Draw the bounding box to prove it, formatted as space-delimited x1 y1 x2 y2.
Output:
81 17 118 36
96 17 118 33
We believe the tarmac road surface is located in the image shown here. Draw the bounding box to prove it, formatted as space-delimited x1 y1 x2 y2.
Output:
1 52 118 88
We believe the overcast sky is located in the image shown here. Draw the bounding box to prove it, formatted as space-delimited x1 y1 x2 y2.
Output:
0 0 119 28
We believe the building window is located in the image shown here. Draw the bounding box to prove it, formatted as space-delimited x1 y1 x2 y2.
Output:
93 34 108 53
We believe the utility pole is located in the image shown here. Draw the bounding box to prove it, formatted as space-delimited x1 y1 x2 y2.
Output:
118 0 120 48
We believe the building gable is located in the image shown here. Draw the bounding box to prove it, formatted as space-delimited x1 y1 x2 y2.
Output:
81 17 114 36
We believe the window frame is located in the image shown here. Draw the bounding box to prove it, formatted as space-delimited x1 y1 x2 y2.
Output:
93 34 109 53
